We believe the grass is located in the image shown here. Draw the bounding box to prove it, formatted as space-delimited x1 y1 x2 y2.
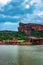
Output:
17 40 25 42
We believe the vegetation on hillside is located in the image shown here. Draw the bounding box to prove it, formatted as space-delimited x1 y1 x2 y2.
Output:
0 30 43 40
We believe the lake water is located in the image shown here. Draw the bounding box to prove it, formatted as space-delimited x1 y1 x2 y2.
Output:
0 45 43 65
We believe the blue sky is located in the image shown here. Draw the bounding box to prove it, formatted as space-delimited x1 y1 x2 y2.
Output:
0 0 43 31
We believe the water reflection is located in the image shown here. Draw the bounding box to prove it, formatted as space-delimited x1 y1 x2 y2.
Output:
0 45 43 65
0 45 19 65
19 46 43 65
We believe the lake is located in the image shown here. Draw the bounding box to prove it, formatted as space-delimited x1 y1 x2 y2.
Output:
0 45 43 65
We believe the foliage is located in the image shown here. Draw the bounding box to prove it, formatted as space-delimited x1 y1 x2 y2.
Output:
0 30 43 40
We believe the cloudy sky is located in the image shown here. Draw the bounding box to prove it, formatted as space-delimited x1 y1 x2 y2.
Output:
0 0 43 31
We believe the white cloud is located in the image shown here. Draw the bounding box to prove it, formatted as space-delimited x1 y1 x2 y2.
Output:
21 0 30 9
7 15 21 19
33 10 43 18
30 0 43 8
25 0 28 2
0 14 21 19
37 11 43 16
21 12 43 24
25 4 30 9
21 0 43 10
4 22 19 25
36 11 43 18
0 0 11 6
0 22 19 31
30 0 41 5
4 22 14 25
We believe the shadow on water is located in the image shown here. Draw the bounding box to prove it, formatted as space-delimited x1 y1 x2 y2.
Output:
0 45 43 65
